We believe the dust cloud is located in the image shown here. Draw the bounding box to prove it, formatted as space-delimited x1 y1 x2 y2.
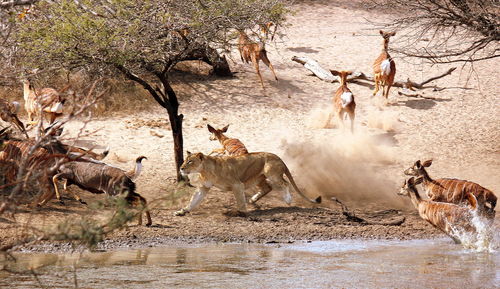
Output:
283 131 411 210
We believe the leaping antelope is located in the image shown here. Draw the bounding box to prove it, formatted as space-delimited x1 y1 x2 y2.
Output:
372 30 396 105
22 79 67 126
398 177 479 244
237 30 278 88
404 160 497 220
0 99 28 138
325 70 356 133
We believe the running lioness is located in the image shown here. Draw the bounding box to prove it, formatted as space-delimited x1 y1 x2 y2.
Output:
174 151 322 216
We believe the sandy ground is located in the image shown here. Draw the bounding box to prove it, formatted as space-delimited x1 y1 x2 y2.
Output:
1 1 498 251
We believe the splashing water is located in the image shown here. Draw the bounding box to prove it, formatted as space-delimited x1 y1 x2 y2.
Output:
449 210 496 252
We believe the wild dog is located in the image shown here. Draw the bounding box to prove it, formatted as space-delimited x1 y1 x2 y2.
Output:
22 79 68 125
372 30 396 105
51 156 152 226
325 70 356 132
174 151 321 217
0 99 28 138
238 30 278 88
207 124 248 156
404 159 497 220
398 177 480 244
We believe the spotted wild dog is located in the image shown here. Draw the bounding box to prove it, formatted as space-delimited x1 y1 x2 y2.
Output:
398 177 481 244
372 30 396 105
238 30 278 88
325 70 356 132
404 159 497 220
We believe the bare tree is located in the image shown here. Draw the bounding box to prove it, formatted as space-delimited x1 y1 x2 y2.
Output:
379 0 499 63
16 0 288 181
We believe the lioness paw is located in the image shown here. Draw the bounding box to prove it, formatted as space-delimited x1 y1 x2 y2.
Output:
223 210 248 218
174 209 189 216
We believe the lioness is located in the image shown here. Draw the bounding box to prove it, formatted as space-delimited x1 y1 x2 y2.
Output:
174 151 322 216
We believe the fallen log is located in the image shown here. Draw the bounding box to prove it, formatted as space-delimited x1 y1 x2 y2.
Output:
331 197 405 226
292 55 456 90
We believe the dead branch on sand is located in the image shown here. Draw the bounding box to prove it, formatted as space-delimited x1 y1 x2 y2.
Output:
331 197 405 226
292 56 456 91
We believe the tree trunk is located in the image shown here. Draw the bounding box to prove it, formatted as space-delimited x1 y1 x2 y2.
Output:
162 79 184 182
169 112 184 181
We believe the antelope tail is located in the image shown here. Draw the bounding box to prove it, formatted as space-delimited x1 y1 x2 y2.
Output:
127 156 147 180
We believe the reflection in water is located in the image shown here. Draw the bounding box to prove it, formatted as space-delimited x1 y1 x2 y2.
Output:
0 239 498 289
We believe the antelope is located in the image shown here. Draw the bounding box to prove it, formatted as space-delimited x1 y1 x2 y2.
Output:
398 177 479 244
372 30 396 104
259 22 277 41
0 99 28 138
207 124 248 156
325 70 356 133
404 159 497 220
22 79 67 126
237 30 278 88
0 130 109 205
52 156 152 226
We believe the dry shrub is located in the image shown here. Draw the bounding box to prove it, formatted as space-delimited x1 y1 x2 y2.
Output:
283 132 410 210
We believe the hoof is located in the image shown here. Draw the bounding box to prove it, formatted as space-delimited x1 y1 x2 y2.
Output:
145 222 152 227
174 209 188 216
58 200 65 205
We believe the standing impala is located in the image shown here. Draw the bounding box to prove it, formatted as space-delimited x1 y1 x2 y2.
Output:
372 30 396 105
325 70 356 133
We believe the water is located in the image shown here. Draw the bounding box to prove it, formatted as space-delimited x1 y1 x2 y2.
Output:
1 239 498 288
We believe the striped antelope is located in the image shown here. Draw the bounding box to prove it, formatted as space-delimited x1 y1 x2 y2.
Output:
22 79 67 125
207 124 248 156
325 70 356 133
238 30 278 88
0 99 28 138
372 30 396 105
404 160 497 220
52 157 152 226
398 177 479 244
0 132 109 205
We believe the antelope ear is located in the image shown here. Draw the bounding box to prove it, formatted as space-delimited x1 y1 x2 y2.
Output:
415 160 422 168
402 179 407 187
197 153 204 160
414 177 424 185
207 124 215 133
186 151 192 156
390 31 396 36
347 70 353 76
222 124 229 133
330 70 339 76
408 177 415 185
422 159 433 167
379 30 384 35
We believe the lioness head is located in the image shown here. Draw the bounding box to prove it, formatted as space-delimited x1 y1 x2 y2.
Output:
180 151 205 175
